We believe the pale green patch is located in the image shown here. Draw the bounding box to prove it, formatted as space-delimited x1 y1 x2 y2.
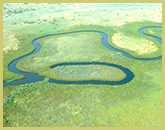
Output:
43 65 126 81
144 28 162 38
112 32 158 55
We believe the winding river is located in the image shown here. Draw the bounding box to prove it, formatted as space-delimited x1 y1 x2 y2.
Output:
3 26 162 87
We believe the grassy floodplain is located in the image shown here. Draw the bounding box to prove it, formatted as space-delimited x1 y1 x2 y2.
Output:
43 65 126 81
16 31 127 82
144 27 162 38
3 3 162 127
110 22 162 59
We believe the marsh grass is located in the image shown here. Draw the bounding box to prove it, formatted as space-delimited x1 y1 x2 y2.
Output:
3 3 162 81
3 22 162 127
42 65 126 81
110 21 162 59
16 31 117 73
15 22 162 80
6 79 14 83
144 27 162 38
3 76 162 127
3 3 162 127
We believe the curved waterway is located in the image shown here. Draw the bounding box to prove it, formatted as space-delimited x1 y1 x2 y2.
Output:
3 26 162 87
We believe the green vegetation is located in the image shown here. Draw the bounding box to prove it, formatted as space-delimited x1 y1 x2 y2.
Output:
110 22 162 59
3 3 162 127
3 33 40 81
13 22 162 81
42 65 126 81
3 76 162 127
3 3 162 81
144 27 162 38
6 79 14 83
3 56 162 127
17 31 125 81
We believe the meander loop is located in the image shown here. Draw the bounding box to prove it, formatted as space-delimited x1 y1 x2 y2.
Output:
3 26 162 87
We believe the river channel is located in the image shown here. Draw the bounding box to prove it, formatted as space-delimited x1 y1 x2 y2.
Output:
3 26 162 87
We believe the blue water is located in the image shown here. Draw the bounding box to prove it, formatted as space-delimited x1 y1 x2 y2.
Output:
49 62 134 85
3 26 162 87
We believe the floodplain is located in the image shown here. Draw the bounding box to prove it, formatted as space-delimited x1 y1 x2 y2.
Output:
3 3 162 127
